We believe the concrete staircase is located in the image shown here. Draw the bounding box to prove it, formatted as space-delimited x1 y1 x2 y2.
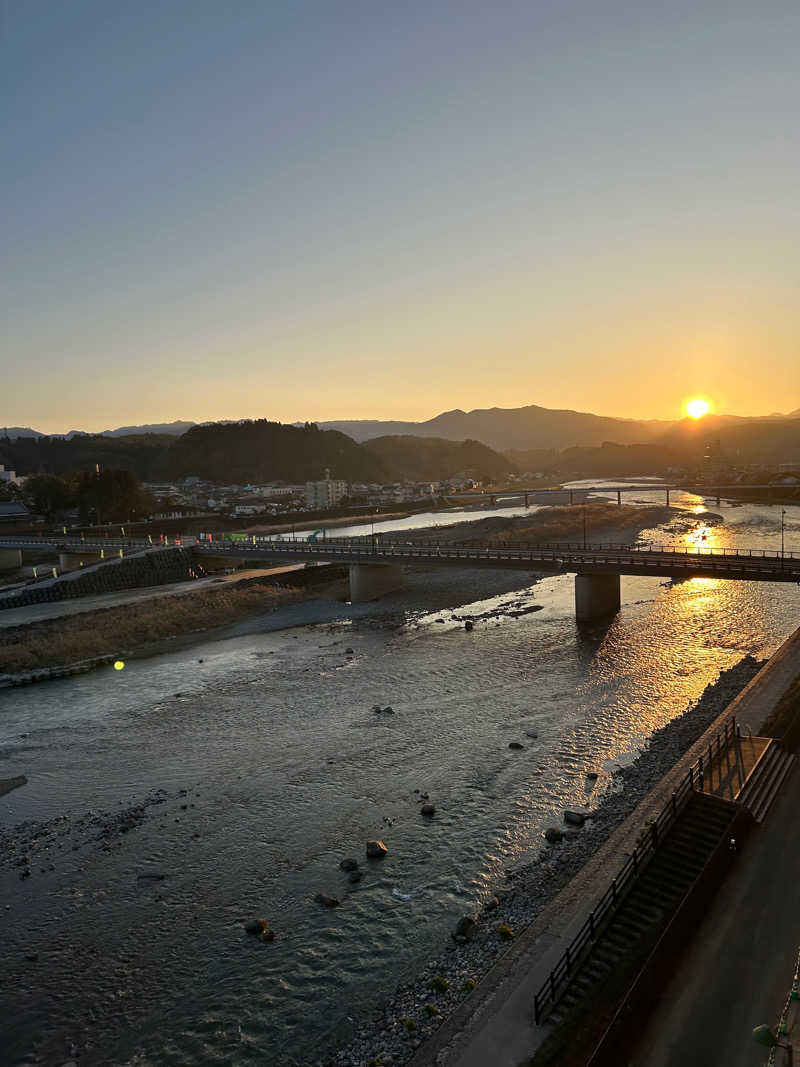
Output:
534 792 738 1065
736 740 796 822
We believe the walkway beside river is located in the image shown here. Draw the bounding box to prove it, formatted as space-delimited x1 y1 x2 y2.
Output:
410 624 800 1067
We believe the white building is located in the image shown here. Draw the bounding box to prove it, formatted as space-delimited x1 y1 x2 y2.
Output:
305 469 348 509
0 464 21 485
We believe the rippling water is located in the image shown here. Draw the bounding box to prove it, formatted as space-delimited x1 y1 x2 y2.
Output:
1 498 798 1066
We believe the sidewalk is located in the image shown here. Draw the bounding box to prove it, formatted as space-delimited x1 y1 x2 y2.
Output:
628 762 800 1066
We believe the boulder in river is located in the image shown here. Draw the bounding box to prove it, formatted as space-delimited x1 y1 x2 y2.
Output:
244 918 269 935
545 826 564 844
420 803 436 817
452 915 478 941
564 810 587 827
366 840 388 858
508 741 525 750
339 857 359 872
464 621 474 631
314 892 341 908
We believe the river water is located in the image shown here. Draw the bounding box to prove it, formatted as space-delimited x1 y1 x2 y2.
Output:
1 493 798 1066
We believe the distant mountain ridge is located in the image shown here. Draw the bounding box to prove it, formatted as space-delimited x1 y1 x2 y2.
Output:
319 405 668 450
6 401 799 451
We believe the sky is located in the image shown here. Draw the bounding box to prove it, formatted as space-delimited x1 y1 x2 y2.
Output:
3 0 799 434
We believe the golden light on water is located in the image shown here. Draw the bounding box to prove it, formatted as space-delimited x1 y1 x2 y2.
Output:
686 397 710 418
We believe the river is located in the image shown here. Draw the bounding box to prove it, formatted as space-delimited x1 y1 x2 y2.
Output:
1 493 798 1065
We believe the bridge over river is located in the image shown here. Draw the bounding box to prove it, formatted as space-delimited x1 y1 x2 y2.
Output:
2 535 797 621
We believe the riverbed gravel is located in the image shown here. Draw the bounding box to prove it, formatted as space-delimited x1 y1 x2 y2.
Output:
322 653 764 1067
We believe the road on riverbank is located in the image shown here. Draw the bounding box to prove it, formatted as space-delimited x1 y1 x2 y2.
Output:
628 762 800 1066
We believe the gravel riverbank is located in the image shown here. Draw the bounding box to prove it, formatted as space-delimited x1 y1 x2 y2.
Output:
323 653 765 1067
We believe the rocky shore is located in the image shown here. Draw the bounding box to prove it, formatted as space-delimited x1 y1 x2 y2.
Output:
322 653 765 1067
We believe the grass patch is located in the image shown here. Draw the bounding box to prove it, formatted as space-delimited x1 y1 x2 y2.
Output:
430 975 450 992
0 581 303 674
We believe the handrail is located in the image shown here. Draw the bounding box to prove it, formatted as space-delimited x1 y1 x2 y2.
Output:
532 714 740 1025
767 946 800 1066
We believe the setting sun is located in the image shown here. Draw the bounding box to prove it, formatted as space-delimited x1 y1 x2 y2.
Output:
686 398 710 419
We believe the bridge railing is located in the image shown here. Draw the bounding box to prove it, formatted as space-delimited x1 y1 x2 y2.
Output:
233 535 800 562
532 714 741 1026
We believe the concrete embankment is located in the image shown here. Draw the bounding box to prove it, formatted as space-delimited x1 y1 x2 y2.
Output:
406 626 800 1067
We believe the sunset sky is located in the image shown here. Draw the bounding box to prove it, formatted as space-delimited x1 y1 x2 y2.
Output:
3 1 799 434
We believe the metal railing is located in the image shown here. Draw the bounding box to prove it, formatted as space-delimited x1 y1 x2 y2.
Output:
533 715 741 1026
767 946 800 1066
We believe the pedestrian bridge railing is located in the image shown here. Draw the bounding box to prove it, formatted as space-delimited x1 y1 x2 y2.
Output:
533 715 742 1026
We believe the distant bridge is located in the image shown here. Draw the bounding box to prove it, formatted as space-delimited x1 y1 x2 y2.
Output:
450 483 794 506
1 534 795 621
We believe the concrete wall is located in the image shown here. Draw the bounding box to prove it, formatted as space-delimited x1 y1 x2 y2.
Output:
574 573 621 622
0 548 22 572
348 563 404 603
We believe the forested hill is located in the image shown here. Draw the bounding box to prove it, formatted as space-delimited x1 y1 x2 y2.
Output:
166 421 382 482
363 435 512 481
0 421 511 484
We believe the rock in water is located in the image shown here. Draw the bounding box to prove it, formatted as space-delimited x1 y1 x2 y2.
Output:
339 857 359 872
564 810 587 827
314 893 341 908
508 741 524 750
420 803 436 817
366 840 388 858
244 918 269 935
452 915 478 941
348 869 363 883
545 826 564 844
464 621 474 631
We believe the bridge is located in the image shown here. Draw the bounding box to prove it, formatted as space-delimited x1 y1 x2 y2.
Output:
450 482 794 507
2 535 797 621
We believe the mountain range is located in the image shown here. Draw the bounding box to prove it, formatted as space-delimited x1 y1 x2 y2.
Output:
7 404 800 450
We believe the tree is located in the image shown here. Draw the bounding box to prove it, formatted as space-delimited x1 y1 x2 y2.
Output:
74 469 156 524
21 474 76 518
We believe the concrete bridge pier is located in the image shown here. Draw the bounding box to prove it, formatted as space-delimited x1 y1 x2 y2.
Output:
575 572 621 622
0 548 22 571
349 563 404 603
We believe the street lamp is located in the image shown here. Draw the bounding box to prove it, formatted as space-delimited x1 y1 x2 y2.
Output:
753 1023 793 1065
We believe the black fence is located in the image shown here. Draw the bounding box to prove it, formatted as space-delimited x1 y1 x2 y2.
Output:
533 714 741 1026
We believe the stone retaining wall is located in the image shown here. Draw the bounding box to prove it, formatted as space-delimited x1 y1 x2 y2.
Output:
0 548 200 610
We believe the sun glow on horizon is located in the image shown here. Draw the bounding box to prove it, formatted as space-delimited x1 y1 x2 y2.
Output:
686 397 711 419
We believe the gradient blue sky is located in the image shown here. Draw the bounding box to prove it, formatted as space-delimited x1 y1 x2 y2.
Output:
3 0 799 433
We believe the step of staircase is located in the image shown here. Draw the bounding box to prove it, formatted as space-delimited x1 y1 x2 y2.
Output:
534 791 737 1050
738 743 796 822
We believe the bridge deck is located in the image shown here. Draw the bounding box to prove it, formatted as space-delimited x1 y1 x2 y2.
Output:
2 536 799 583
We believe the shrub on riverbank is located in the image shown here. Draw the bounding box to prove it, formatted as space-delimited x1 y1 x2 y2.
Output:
473 503 672 544
0 582 303 674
